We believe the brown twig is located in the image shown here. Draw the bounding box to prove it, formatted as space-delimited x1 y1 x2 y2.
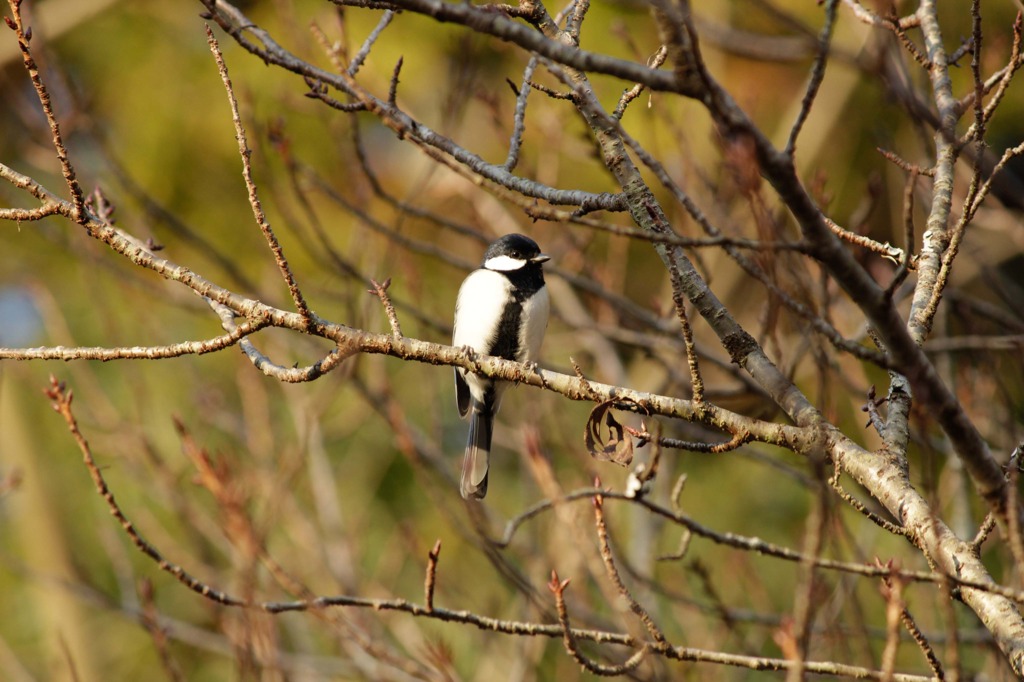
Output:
613 45 668 119
205 25 312 322
368 277 403 337
840 0 919 30
879 561 904 680
785 470 828 682
829 461 909 537
862 385 888 436
971 512 997 552
785 0 838 156
425 539 441 612
208 300 353 382
886 168 920 298
548 570 650 676
960 11 1023 141
491 487 1024 605
823 216 906 264
44 375 245 607
303 77 368 112
0 202 62 221
626 428 750 454
0 317 270 360
5 0 87 224
902 608 945 680
569 356 600 401
309 20 347 72
878 560 946 680
657 528 692 562
41 381 975 680
387 55 403 107
504 57 539 170
670 287 704 403
348 9 394 75
593 487 668 645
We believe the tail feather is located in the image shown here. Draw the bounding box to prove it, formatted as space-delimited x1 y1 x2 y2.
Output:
461 409 492 499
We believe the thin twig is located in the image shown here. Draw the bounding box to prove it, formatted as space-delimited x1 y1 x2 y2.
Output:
593 488 668 645
657 528 692 562
205 25 312 322
613 46 668 119
348 9 393 75
563 0 591 43
960 12 1023 141
504 57 539 171
900 602 945 679
824 217 905 264
670 285 704 402
548 570 650 676
971 512 997 551
492 488 1024 605
387 55 403 106
424 539 441 612
368 277 403 337
785 0 838 156
5 0 87 223
309 20 347 72
627 428 750 454
40 383 987 681
0 318 269 361
785 469 828 682
209 300 353 382
862 385 888 436
829 461 909 537
886 168 919 298
879 562 904 680
44 376 245 607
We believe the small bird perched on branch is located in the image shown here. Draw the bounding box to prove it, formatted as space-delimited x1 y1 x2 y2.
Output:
453 233 550 499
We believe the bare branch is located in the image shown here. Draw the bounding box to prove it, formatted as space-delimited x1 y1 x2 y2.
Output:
785 0 838 156
5 0 86 223
205 25 312 322
44 376 245 607
592 488 668 645
368 277 403 338
0 318 269 361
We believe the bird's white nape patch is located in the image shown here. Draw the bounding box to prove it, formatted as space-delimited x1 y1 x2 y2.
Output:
484 254 527 272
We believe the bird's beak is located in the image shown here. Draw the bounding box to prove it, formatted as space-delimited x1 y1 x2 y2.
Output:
532 253 551 264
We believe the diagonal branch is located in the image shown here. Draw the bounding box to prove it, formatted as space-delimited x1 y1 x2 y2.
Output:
653 2 1008 514
205 25 312 322
202 0 628 213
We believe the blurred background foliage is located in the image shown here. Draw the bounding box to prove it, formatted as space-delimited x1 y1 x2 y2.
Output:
1 0 1023 679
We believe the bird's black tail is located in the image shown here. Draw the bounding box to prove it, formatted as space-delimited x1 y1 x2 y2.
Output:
461 408 492 499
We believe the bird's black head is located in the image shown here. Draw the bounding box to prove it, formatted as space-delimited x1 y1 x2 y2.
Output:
482 233 550 272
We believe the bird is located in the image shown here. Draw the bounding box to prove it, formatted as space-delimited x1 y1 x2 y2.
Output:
453 233 550 499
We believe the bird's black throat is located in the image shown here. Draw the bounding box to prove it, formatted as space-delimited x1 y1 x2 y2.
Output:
488 264 545 362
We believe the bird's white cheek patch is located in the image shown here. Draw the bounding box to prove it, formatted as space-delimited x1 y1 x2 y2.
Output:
484 255 527 271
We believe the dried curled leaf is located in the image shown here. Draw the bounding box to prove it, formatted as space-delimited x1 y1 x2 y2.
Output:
584 399 633 466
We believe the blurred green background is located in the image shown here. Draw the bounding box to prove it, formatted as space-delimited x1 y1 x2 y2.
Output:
1 0 1023 679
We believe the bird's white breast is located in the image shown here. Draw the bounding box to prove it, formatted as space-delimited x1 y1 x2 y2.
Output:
453 269 513 353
